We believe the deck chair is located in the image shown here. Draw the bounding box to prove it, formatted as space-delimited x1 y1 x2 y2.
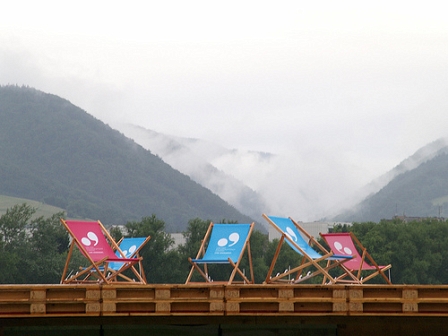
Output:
109 236 151 283
81 236 150 284
263 215 357 284
107 237 151 283
320 232 392 284
185 222 254 285
60 219 145 284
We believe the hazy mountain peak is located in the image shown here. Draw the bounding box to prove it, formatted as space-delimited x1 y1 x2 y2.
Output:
112 123 270 225
334 137 448 222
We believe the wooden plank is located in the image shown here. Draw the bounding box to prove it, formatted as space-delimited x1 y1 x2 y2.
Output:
2 284 448 319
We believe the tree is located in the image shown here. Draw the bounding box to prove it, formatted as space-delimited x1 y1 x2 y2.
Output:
0 203 34 247
177 218 210 260
177 218 211 282
0 204 69 284
26 212 69 283
334 218 448 284
0 204 36 283
125 215 182 283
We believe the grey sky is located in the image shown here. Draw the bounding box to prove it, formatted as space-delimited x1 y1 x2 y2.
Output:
2 1 448 219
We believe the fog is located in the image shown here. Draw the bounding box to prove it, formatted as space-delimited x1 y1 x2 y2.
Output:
2 1 448 220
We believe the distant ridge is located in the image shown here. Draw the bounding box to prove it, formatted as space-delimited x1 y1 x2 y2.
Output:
0 85 254 230
334 138 448 222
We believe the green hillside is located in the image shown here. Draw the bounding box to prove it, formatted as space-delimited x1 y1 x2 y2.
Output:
0 85 254 230
0 195 65 218
335 151 448 222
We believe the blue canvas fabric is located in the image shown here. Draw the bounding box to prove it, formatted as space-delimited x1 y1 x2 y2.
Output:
263 214 355 284
267 216 349 261
108 237 147 270
192 224 252 264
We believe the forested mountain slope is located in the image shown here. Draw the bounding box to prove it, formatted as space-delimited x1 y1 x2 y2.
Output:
0 85 254 231
334 143 448 222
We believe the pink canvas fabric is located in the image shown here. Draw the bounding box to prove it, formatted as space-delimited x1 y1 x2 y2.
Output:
321 233 382 270
65 220 134 262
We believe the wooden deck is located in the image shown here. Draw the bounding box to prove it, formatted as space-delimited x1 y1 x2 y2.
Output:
1 284 448 335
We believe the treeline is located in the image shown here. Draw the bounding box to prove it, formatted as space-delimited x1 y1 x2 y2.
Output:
332 219 448 284
1 204 448 284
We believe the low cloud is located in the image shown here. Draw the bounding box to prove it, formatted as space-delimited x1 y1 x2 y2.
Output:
114 123 377 223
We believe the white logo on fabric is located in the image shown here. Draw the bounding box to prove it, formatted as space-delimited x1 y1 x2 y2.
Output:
123 245 137 257
286 227 297 241
217 232 240 247
333 241 352 255
81 232 99 246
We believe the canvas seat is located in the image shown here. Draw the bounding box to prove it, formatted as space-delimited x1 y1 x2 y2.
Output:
263 214 356 284
60 219 145 284
102 236 151 283
185 222 254 285
320 232 392 284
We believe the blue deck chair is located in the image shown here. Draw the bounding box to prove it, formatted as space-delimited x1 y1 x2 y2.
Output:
185 223 255 284
263 215 357 284
106 236 151 283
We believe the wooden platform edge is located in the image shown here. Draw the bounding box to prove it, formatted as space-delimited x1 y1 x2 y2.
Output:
1 284 448 318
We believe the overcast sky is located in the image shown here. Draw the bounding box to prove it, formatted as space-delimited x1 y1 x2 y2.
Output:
2 1 448 218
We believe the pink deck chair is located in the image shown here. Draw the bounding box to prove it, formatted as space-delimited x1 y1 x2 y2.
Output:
263 215 356 284
320 232 392 284
60 219 145 284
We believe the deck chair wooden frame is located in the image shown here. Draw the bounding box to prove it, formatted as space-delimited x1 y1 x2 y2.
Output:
106 236 151 283
320 232 392 284
60 219 145 284
185 222 255 285
263 214 358 284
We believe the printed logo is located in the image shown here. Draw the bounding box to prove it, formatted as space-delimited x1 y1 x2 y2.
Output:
122 245 137 257
81 232 99 246
333 241 352 255
218 232 240 247
285 227 298 242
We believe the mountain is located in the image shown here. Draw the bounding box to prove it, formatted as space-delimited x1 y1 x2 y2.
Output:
113 123 377 224
0 85 254 231
334 139 448 222
112 123 270 224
